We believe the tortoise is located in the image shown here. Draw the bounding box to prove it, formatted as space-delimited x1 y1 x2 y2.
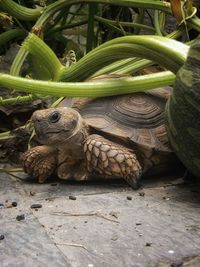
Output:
21 88 179 189
165 36 200 179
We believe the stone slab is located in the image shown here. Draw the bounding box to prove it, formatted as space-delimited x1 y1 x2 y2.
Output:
0 173 200 267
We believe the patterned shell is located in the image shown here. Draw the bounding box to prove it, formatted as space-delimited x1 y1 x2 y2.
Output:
60 88 171 152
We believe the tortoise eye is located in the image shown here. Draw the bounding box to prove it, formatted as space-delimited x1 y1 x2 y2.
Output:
49 111 61 123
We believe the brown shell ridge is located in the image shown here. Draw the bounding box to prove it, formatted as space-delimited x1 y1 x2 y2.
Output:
59 92 170 150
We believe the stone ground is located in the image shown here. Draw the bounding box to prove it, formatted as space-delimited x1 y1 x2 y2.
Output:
0 172 200 267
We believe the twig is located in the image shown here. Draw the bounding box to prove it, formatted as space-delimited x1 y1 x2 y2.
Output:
0 167 25 180
56 242 89 251
52 211 120 223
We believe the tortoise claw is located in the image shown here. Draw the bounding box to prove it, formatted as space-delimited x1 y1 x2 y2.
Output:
21 146 57 183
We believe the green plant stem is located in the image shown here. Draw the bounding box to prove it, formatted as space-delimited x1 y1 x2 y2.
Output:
0 94 36 105
166 26 190 40
0 29 26 47
11 33 64 80
111 58 153 74
34 0 171 29
46 20 88 35
0 130 13 140
59 36 189 81
94 15 155 33
154 10 163 36
86 3 98 52
0 71 175 97
95 18 131 36
10 47 29 76
133 8 145 35
0 0 42 21
93 58 152 76
93 58 140 76
188 16 200 32
11 34 188 83
60 43 178 81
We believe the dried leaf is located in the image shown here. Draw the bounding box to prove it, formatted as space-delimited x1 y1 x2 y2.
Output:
169 0 197 25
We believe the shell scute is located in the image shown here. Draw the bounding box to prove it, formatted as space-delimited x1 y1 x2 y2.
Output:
73 90 171 151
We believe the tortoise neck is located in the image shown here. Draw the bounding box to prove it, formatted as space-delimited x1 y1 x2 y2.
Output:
57 120 89 152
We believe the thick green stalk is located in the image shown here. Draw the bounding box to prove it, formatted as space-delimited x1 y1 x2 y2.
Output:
59 36 189 81
93 58 140 76
11 34 188 83
59 44 179 81
86 3 98 52
0 71 175 97
111 58 153 74
10 47 29 76
0 29 26 47
188 16 200 32
166 26 190 40
154 10 163 36
132 8 145 35
0 94 35 105
11 33 64 80
0 0 42 21
34 0 171 28
93 58 152 76
30 56 52 80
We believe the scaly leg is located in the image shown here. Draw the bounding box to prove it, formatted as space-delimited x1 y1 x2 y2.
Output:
84 134 142 189
21 146 57 183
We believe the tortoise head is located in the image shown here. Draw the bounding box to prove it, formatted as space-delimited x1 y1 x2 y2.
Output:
32 107 86 146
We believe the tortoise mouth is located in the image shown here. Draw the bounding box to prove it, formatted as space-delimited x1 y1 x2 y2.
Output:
35 127 74 145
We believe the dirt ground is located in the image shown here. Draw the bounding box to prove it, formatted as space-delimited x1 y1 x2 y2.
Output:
0 172 200 267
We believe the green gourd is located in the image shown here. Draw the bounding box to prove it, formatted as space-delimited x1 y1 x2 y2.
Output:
166 36 200 178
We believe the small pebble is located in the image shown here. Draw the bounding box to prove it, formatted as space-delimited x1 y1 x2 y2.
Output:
163 197 170 201
30 204 42 209
16 214 25 221
139 192 145 197
30 191 36 196
0 235 5 240
69 196 76 200
51 183 58 186
45 197 55 201
0 203 4 208
145 242 152 247
12 201 18 207
127 196 132 200
136 223 142 226
111 235 118 241
6 204 14 208
109 211 118 219
171 262 183 267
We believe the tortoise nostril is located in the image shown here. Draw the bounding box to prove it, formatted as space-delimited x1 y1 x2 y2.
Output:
32 116 42 123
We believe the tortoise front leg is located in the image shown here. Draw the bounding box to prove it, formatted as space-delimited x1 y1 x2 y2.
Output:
84 134 142 189
21 146 57 183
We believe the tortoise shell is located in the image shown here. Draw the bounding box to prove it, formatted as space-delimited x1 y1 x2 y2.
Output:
60 87 171 153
